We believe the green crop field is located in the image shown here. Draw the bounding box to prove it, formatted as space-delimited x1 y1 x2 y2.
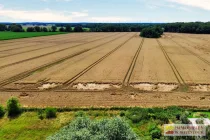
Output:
0 32 67 40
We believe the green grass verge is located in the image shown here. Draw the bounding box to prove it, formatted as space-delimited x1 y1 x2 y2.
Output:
0 112 74 140
0 32 67 41
0 111 118 140
0 107 209 140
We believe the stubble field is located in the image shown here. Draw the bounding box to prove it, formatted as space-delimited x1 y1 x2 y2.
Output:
0 32 210 108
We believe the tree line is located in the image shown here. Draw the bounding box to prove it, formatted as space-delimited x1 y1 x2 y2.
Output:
0 24 24 32
0 24 84 32
161 22 210 34
1 22 210 34
61 22 210 34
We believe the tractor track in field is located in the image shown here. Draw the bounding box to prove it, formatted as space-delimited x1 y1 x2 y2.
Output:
0 33 120 70
0 33 127 88
0 36 62 47
0 34 101 59
0 43 43 53
186 36 209 42
173 34 210 42
61 34 135 88
157 39 186 86
172 34 210 49
122 38 144 86
0 33 97 53
170 38 210 67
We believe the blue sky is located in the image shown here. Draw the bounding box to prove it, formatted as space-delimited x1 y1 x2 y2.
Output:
0 0 209 23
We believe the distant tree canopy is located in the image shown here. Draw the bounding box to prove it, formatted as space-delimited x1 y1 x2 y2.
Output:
0 24 7 31
26 26 49 32
8 24 24 32
65 25 72 32
51 26 57 32
34 26 41 32
26 27 35 32
2 22 210 34
74 26 83 32
140 26 164 38
162 22 210 34
42 27 48 32
59 27 65 32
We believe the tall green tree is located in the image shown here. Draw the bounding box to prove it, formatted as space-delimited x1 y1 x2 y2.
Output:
51 26 57 32
0 24 7 31
27 27 35 32
65 25 72 32
34 26 41 32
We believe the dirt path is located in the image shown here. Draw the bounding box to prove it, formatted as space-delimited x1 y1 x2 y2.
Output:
0 91 210 108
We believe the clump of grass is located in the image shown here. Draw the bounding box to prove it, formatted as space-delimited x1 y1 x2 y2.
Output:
75 111 86 117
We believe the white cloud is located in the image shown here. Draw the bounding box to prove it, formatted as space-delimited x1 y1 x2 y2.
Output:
89 17 132 23
0 4 3 9
168 0 210 10
0 7 133 23
0 8 88 22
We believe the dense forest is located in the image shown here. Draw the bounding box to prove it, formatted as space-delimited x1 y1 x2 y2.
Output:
1 22 210 34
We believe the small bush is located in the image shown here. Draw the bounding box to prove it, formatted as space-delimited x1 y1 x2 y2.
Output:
154 112 169 124
148 124 162 139
0 105 5 118
45 108 57 119
180 114 190 124
126 108 149 123
150 128 162 139
120 111 126 117
7 97 22 117
38 110 44 120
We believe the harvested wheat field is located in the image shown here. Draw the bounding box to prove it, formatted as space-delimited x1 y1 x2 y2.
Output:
1 32 210 108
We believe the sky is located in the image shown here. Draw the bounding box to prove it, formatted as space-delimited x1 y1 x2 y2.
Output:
0 0 209 23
